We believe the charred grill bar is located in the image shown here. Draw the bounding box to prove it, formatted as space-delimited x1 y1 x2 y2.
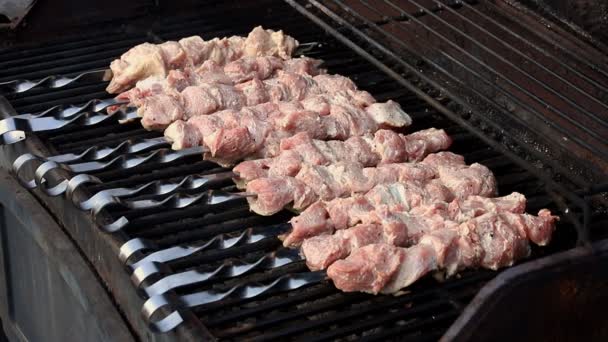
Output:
0 1 606 341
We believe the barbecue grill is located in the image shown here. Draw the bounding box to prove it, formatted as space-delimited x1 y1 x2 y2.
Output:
0 0 606 341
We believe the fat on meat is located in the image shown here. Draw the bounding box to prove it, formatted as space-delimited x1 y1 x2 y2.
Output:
233 128 451 185
247 160 440 217
285 182 514 249
327 210 558 294
107 26 299 93
165 96 412 165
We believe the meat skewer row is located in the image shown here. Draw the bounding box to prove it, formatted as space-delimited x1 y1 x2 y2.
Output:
328 209 558 294
232 128 451 187
245 152 496 217
107 26 299 93
135 71 377 131
165 96 412 166
117 56 325 109
283 163 503 248
301 192 528 270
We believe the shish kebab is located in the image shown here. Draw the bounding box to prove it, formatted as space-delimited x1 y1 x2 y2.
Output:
107 26 300 93
299 190 552 270
116 56 327 130
327 208 557 294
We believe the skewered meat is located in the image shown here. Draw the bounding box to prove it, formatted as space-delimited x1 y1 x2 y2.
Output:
301 192 527 270
327 209 557 294
107 26 298 93
164 97 412 165
248 162 436 216
285 181 452 247
225 56 324 83
246 152 484 217
284 167 503 248
303 216 452 271
232 128 451 186
116 56 325 108
138 72 375 130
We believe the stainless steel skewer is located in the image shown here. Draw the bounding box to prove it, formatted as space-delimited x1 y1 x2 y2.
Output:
0 103 136 146
10 98 127 120
12 151 260 232
142 248 302 297
0 69 112 93
121 223 292 286
142 271 326 333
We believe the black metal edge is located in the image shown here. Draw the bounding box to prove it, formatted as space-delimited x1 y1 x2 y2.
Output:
0 168 135 342
441 238 608 341
0 95 214 341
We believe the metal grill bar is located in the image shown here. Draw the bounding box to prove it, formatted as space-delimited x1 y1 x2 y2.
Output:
286 0 589 215
379 0 608 147
421 0 608 115
323 0 607 160
2 3 605 339
457 1 608 91
480 1 608 76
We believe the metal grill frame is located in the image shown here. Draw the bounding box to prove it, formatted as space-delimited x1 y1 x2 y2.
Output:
0 1 606 340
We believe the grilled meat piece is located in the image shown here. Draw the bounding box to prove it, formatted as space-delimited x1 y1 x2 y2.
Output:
233 128 451 185
116 56 325 108
139 72 375 131
283 179 453 247
327 209 557 294
283 156 499 247
301 192 527 270
224 56 324 83
164 97 411 165
303 216 455 271
247 152 479 217
247 162 437 216
329 243 412 294
107 26 298 93
285 171 503 248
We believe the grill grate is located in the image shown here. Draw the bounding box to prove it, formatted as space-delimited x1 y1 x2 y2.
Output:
287 0 608 185
1 1 606 341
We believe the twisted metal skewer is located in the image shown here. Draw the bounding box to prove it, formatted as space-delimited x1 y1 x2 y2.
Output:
11 98 127 120
100 189 248 233
122 223 292 289
12 145 206 194
48 136 169 164
0 106 138 146
12 151 255 232
142 271 325 333
142 248 302 296
0 69 112 94
120 223 291 267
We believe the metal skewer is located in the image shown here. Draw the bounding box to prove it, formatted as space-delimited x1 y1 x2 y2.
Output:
141 248 302 297
0 69 112 94
12 150 259 232
0 103 136 146
142 271 326 333
120 223 292 283
10 98 127 120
